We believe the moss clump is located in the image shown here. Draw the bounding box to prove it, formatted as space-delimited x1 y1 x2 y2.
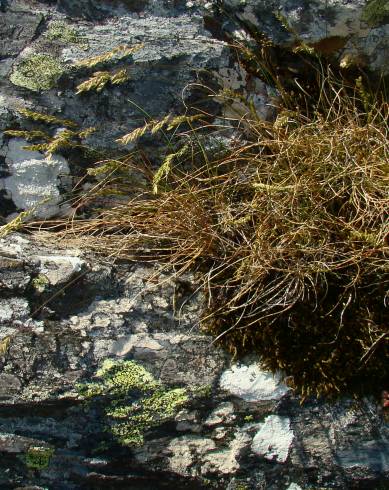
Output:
25 446 54 470
46 20 87 46
192 384 212 398
10 54 65 92
32 274 50 293
79 359 188 447
361 0 389 27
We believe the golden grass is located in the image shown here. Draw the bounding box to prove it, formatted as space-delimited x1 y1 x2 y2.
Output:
26 70 389 397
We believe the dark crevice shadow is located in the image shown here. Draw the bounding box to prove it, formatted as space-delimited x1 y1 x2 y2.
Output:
0 0 9 12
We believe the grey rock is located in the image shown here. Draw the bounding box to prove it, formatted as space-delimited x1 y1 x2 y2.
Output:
0 433 47 453
0 138 70 219
0 233 387 489
0 0 388 488
221 0 389 74
0 5 43 59
0 373 22 399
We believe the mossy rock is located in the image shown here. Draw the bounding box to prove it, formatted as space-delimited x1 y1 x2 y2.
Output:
10 54 65 92
361 0 389 27
46 20 88 47
25 446 54 470
78 359 188 447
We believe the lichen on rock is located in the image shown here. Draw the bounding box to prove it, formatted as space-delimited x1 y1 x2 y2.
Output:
46 20 87 46
79 359 188 447
25 446 54 470
251 415 294 463
361 0 389 27
9 53 65 91
1 138 70 219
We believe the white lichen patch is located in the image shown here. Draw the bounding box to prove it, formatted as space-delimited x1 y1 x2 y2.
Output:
35 255 84 285
251 415 294 463
219 362 290 401
1 139 70 219
287 483 303 490
0 298 30 323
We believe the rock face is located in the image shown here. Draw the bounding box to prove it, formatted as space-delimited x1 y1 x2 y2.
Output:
0 233 388 489
0 0 388 220
221 0 389 73
0 0 388 488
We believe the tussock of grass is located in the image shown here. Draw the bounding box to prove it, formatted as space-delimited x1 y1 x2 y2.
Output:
27 71 388 397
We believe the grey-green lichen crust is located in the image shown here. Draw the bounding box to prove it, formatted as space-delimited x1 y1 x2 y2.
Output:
78 359 188 447
46 20 88 48
361 0 389 27
31 274 50 293
10 54 65 92
25 446 54 470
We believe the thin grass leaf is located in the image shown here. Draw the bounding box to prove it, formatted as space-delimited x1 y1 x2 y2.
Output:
75 44 143 68
17 108 78 128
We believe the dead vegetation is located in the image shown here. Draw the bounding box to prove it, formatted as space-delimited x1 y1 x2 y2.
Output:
27 65 388 397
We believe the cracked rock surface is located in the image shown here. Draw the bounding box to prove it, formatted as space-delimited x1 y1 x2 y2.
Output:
0 233 388 489
0 0 388 488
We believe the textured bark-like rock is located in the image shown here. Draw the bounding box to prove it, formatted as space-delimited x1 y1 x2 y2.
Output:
0 1 388 488
0 233 388 489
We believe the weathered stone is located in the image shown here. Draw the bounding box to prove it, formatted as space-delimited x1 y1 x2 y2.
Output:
252 415 294 463
0 7 43 59
0 297 30 323
0 139 70 219
222 0 389 74
0 233 387 489
34 254 84 285
0 373 22 398
0 434 46 454
0 0 388 488
204 402 236 426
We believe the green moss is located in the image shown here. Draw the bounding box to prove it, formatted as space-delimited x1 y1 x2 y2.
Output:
32 274 50 293
25 446 54 470
46 21 87 46
10 54 65 92
361 0 389 27
235 484 249 490
192 384 212 398
96 358 158 393
79 360 188 447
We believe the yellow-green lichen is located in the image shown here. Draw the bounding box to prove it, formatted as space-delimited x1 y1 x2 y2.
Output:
25 446 54 470
191 384 212 398
10 54 65 92
79 359 188 447
32 274 50 293
361 0 389 27
46 21 87 46
243 414 254 423
234 484 249 490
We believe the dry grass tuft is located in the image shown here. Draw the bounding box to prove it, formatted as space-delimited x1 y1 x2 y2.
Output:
27 70 389 397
